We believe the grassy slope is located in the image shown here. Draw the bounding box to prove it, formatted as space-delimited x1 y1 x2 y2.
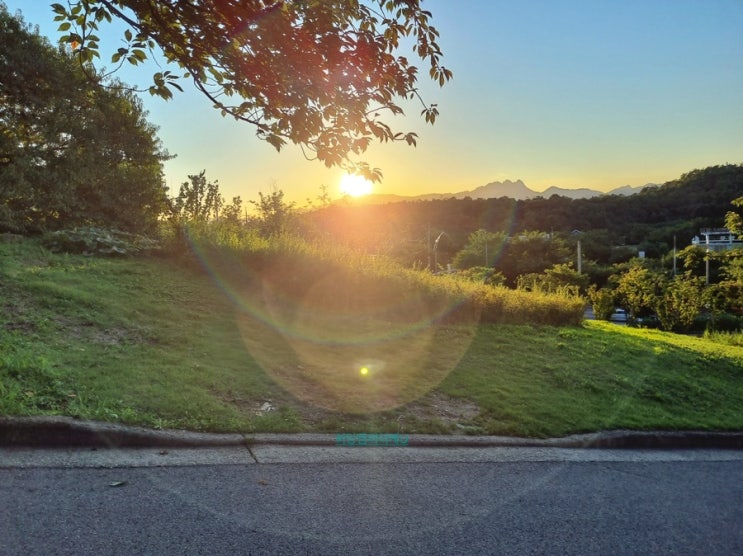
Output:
442 321 743 436
1 236 741 436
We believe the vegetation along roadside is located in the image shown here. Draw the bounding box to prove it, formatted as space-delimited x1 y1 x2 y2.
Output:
2 235 741 437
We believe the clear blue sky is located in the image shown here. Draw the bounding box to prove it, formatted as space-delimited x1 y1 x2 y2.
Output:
6 0 743 203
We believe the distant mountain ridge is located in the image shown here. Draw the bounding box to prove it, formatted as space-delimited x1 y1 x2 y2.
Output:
427 179 655 200
351 179 655 205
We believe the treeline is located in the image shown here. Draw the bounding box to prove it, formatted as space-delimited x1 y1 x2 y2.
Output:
299 164 743 265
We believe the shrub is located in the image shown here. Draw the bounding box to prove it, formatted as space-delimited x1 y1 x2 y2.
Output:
42 227 160 256
704 329 743 347
653 275 705 332
707 312 743 333
456 266 506 286
193 233 586 328
587 286 615 321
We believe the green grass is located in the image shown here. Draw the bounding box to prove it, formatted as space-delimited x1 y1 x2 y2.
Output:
1 235 742 436
705 330 743 347
439 321 743 436
1 237 277 431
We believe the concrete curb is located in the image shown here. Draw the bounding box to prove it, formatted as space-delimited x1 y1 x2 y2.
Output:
0 416 245 448
248 430 743 449
1 416 742 450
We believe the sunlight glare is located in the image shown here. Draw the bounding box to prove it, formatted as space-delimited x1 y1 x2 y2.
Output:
339 174 373 197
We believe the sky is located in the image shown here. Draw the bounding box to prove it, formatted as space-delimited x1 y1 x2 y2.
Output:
6 0 743 204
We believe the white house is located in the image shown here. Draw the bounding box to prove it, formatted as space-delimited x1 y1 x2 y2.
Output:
691 228 743 252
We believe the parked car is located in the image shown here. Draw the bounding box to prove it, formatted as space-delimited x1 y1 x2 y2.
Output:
610 309 627 323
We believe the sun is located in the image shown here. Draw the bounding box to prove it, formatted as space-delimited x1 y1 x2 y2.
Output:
339 173 373 197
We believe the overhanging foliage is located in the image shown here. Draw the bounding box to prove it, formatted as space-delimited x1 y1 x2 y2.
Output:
53 0 453 180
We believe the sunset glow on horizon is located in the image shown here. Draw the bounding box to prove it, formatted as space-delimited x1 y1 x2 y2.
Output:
339 174 374 198
8 1 743 204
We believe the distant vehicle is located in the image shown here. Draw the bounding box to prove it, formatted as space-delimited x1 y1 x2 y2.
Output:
635 314 660 328
610 309 628 323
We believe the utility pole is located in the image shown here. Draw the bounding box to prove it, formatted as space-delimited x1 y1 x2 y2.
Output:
576 240 582 274
705 232 710 285
427 225 432 272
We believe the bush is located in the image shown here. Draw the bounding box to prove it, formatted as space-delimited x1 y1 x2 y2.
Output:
42 227 160 257
704 329 743 347
706 312 743 333
456 266 506 286
587 286 615 321
192 233 587 328
0 7 169 234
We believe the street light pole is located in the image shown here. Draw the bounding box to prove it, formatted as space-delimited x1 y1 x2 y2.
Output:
427 226 432 271
433 231 446 273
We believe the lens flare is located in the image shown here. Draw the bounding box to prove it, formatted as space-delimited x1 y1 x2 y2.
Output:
184 233 481 414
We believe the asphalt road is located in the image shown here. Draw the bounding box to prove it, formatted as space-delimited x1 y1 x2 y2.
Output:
2 447 742 555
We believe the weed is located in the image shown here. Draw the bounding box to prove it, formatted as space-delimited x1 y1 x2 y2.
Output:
704 330 743 347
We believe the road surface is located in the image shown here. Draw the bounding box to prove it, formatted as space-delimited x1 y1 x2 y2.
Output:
2 446 741 555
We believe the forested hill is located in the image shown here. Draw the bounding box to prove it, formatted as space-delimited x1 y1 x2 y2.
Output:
563 164 743 234
301 164 743 259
